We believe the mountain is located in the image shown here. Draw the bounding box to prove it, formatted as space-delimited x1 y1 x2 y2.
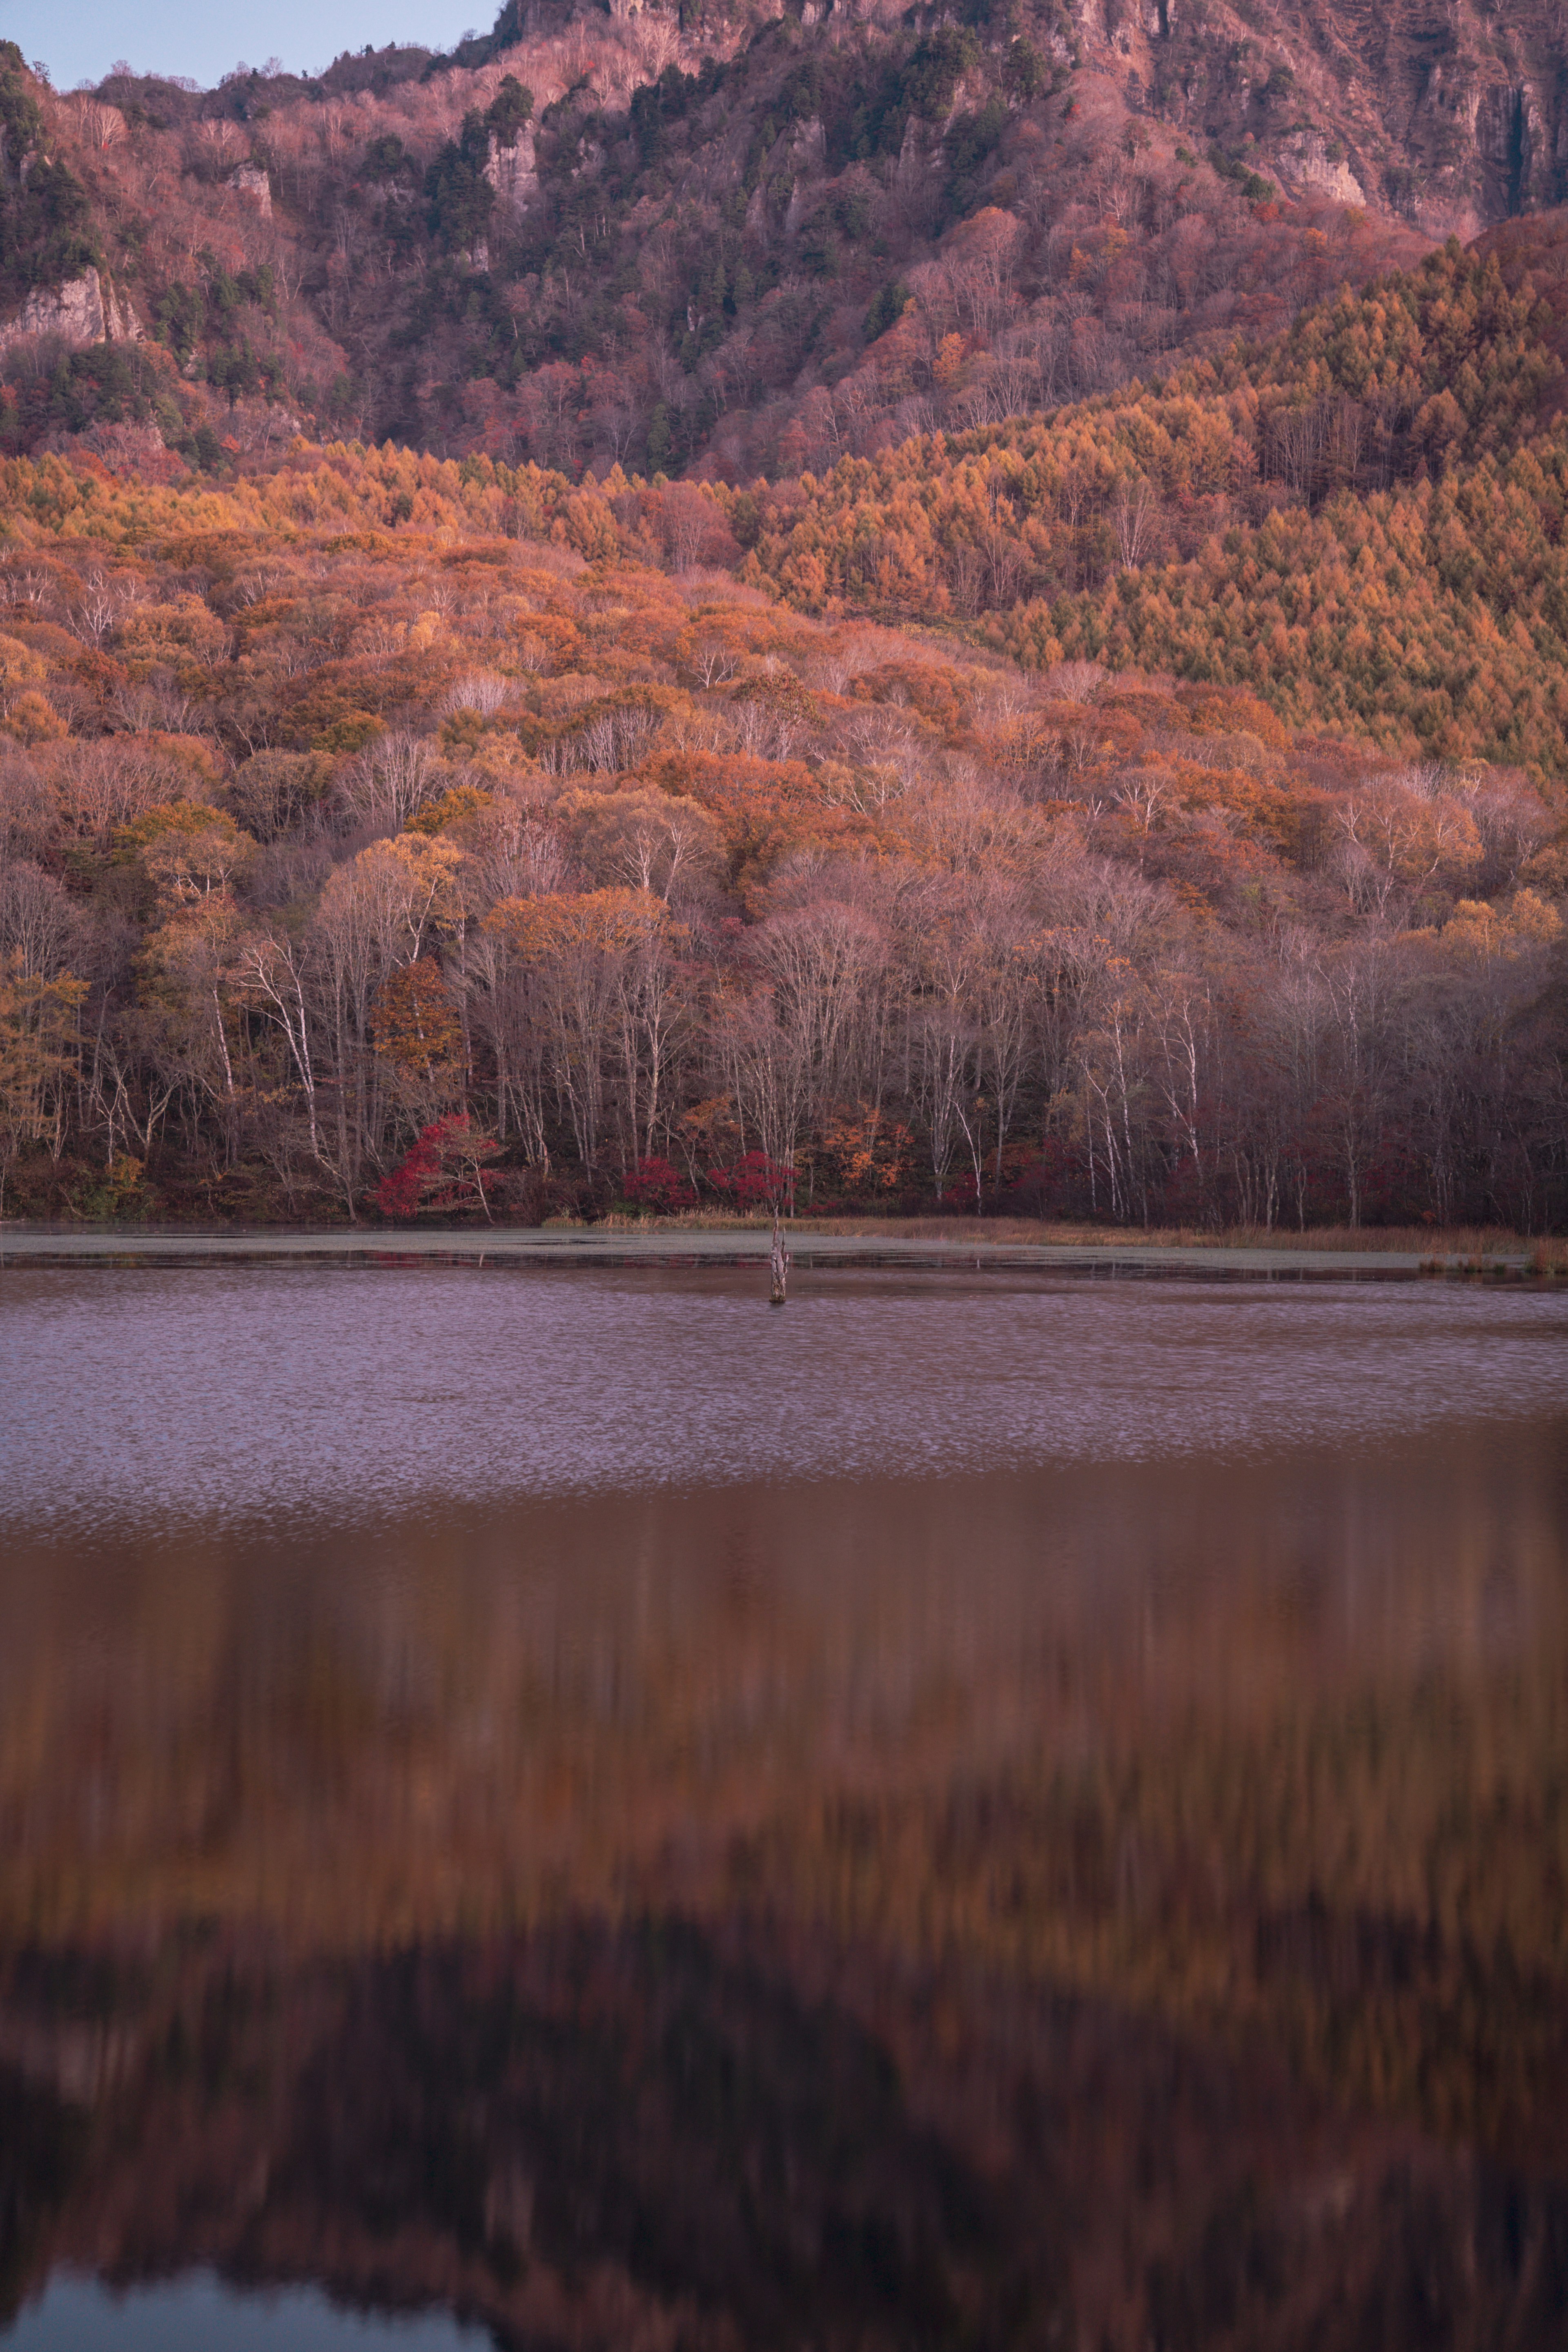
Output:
735 232 1568 771
6 0 1568 487
3 11 1568 1233
0 0 1446 478
10 0 1568 484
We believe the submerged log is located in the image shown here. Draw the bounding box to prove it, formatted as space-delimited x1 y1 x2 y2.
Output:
769 1216 790 1305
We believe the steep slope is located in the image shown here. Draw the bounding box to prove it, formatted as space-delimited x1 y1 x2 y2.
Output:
1 3 1425 479
1057 0 1568 236
739 241 1568 771
9 0 1568 481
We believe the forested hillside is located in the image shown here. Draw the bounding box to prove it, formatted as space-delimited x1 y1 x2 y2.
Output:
741 238 1568 769
3 2 1568 1233
0 1 1424 480
9 0 1568 479
0 290 1563 1228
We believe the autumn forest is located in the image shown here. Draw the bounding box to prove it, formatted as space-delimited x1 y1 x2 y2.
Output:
2 6 1567 1230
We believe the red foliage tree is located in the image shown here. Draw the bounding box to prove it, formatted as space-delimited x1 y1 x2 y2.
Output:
622 1156 698 1213
374 1115 503 1222
707 1151 796 1211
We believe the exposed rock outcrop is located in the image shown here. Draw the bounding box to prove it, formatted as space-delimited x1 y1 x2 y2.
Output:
227 162 272 216
1276 131 1367 208
484 125 539 219
0 267 140 359
1056 0 1568 232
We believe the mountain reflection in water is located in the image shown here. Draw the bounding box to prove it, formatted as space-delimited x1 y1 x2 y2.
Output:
2 1268 1568 2349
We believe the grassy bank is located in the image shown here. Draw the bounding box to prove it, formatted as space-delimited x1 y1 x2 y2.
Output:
592 1212 1552 1256
2 1215 1561 1276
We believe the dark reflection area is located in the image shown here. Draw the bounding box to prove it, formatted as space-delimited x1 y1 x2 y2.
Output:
2 1415 1568 2345
5 1924 1568 2350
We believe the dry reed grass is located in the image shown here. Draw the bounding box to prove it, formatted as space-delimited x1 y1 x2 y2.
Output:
593 1211 1541 1256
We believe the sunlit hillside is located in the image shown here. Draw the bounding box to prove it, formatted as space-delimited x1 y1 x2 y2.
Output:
1 256 1566 1229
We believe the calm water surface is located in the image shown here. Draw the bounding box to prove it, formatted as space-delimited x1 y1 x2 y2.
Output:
3 1265 1567 2350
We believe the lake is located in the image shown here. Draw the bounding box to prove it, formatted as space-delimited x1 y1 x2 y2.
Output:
3 1263 1567 2349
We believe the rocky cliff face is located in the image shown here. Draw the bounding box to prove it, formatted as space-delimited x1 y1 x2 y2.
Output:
484 122 539 219
0 265 139 358
1069 0 1568 234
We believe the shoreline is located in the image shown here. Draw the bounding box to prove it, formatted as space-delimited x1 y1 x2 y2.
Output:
0 1223 1549 1278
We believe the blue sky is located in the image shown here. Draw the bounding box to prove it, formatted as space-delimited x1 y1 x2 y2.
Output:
8 0 489 91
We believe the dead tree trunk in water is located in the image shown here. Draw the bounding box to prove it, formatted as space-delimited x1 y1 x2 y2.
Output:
769 1215 790 1305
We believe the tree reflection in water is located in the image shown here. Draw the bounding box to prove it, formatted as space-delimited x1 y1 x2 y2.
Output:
4 1920 1568 2348
2 1280 1568 2346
